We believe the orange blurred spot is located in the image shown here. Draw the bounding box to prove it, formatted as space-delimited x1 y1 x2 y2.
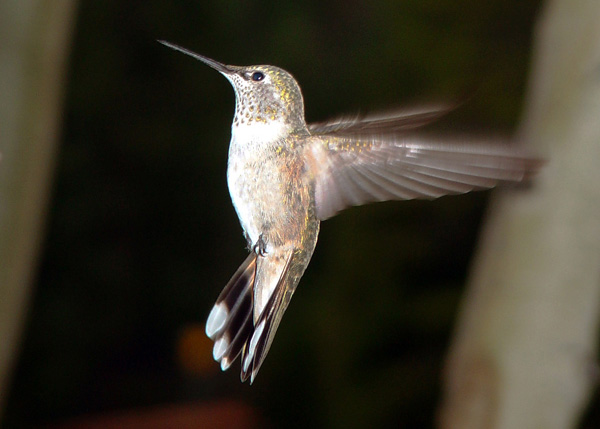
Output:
50 400 262 428
177 323 217 375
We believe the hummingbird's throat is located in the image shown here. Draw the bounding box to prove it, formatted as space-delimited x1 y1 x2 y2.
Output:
231 118 288 143
231 93 292 141
234 100 282 126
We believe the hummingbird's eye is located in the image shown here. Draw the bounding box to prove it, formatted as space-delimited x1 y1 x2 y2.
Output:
251 71 265 82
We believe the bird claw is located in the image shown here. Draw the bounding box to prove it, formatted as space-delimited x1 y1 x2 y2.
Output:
253 234 267 257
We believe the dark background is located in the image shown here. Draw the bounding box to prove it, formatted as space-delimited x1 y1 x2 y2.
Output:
5 1 598 428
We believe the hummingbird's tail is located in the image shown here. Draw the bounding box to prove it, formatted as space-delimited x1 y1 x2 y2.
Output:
240 249 295 383
205 249 297 383
205 253 257 374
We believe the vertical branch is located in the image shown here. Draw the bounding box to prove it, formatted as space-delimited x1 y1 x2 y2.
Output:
0 1 77 417
439 0 600 427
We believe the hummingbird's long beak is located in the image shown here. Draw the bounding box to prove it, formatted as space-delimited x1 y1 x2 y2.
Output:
158 40 234 75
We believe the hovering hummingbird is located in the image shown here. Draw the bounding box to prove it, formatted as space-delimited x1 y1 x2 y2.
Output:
159 40 541 384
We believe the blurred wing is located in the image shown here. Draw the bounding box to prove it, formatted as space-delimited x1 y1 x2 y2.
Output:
305 135 542 220
307 103 455 136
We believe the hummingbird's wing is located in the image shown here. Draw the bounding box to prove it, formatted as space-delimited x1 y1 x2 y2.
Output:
308 104 454 136
305 134 542 220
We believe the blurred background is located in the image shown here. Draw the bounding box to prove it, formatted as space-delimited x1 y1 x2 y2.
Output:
2 0 598 428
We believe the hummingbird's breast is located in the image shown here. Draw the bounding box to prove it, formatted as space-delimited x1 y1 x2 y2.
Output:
226 135 317 253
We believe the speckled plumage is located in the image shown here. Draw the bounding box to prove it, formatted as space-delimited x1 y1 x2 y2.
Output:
160 40 542 384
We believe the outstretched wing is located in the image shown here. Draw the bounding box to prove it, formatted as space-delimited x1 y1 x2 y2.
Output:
307 103 455 136
305 134 542 220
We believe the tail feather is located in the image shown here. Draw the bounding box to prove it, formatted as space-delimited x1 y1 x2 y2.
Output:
240 259 291 383
206 253 257 370
206 249 297 383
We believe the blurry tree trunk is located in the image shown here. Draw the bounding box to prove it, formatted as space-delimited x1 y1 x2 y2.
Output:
439 1 600 428
0 1 77 418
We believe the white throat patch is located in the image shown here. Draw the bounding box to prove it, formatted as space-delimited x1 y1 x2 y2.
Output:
232 121 288 144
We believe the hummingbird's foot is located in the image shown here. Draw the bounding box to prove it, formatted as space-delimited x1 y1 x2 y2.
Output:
253 234 268 257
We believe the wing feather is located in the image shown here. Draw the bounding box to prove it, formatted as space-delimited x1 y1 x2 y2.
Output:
308 103 455 136
306 135 542 220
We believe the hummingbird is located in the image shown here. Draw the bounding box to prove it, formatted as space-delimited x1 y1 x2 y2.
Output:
159 40 541 384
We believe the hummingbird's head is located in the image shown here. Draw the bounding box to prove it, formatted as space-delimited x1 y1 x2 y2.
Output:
159 41 308 140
